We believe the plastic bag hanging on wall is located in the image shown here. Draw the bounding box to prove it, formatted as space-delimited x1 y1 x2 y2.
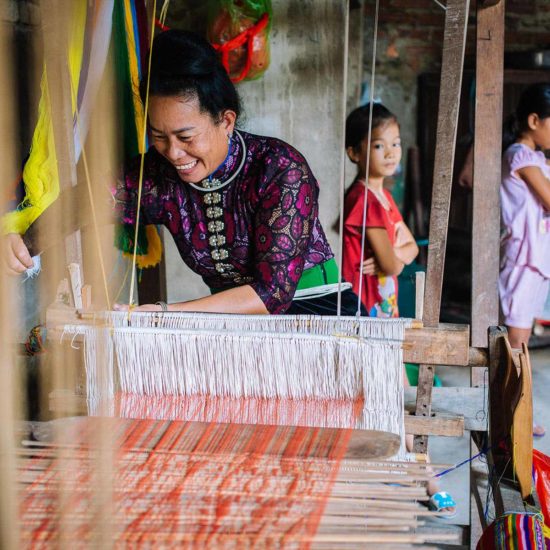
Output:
207 0 272 83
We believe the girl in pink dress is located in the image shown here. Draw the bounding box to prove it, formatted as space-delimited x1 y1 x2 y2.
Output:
500 83 550 436
500 84 550 349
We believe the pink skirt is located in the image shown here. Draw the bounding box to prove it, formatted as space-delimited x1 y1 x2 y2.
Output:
499 261 550 329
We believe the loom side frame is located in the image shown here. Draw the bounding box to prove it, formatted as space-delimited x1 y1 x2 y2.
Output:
27 0 541 545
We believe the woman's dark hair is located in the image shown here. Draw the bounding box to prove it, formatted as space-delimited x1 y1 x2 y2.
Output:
503 82 550 149
139 30 241 122
345 103 398 151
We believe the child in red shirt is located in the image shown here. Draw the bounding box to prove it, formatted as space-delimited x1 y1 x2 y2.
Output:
343 103 418 317
342 104 456 515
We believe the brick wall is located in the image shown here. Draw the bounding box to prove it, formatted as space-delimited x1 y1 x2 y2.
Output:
361 0 550 155
366 0 550 76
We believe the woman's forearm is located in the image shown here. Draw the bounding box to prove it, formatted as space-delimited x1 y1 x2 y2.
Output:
167 285 269 314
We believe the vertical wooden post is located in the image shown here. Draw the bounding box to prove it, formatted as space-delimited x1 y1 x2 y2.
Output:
471 0 504 350
470 5 505 539
413 0 470 453
0 14 21 550
415 271 425 321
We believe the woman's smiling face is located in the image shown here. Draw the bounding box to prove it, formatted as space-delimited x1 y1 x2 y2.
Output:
148 95 236 183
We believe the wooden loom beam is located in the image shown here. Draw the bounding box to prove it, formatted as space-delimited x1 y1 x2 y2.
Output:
471 0 505 350
413 0 470 454
472 2 504 352
470 4 505 543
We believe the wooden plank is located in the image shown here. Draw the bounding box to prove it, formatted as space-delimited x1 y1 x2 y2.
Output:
403 323 470 366
38 414 402 461
489 468 542 518
405 387 486 431
404 412 464 437
49 389 87 415
471 0 505 350
414 0 470 454
50 388 464 438
422 0 470 326
513 347 533 499
0 17 22 550
415 271 425 321
469 346 488 367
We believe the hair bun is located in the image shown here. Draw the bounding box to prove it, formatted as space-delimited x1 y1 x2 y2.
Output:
140 29 241 121
151 30 221 79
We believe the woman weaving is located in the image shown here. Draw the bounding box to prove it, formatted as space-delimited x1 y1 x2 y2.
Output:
4 30 360 315
112 30 360 316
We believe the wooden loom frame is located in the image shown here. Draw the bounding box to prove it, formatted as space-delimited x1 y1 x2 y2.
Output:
24 0 542 546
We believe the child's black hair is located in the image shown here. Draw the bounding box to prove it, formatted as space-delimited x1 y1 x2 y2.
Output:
503 83 550 150
345 103 398 151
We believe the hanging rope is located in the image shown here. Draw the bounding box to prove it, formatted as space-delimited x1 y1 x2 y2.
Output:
158 0 170 27
128 0 157 309
70 77 112 310
355 0 380 316
432 0 447 10
336 1 351 318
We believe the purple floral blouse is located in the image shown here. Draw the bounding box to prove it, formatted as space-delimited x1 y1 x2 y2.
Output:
115 130 334 313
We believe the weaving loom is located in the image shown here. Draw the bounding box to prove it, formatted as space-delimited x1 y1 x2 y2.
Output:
17 417 464 548
63 314 410 450
1 0 543 548
22 309 461 546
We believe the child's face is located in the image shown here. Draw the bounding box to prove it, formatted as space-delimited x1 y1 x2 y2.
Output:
351 121 401 180
530 115 550 150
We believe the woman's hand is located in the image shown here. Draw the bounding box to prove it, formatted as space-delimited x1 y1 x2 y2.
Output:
361 257 380 276
2 233 33 275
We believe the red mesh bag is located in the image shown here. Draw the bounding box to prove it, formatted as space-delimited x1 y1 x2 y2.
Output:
207 0 272 83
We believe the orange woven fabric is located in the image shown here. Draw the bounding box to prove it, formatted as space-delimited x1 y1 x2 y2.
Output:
19 418 353 548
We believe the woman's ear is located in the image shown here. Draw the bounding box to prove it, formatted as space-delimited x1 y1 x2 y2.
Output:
346 146 359 164
221 110 237 135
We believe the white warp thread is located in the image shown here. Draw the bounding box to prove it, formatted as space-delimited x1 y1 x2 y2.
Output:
117 394 362 430
64 316 409 455
79 325 115 405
